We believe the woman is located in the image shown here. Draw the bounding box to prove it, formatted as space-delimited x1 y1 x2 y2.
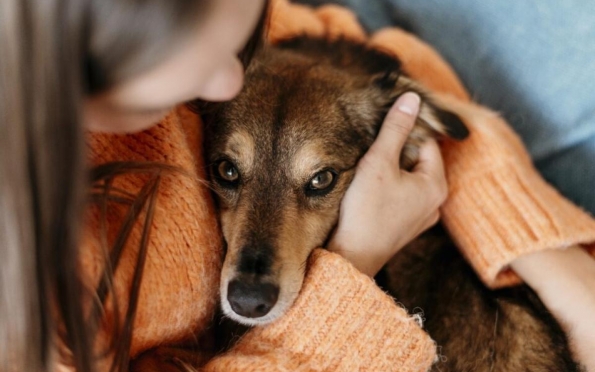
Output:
0 0 443 370
1 0 593 371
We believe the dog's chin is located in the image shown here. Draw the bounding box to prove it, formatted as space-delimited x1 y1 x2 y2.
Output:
219 282 299 326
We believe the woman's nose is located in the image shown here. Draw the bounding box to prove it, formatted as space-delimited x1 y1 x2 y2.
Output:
198 57 244 101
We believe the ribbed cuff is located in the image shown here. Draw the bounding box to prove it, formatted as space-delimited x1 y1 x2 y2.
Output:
206 249 436 371
442 159 595 288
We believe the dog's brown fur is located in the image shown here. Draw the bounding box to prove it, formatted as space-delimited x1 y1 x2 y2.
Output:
199 37 579 371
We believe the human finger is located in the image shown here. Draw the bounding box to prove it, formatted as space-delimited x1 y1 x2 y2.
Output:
413 139 444 177
413 140 448 205
367 92 420 167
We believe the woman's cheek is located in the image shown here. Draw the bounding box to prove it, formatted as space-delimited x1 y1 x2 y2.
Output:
118 110 171 133
85 100 170 134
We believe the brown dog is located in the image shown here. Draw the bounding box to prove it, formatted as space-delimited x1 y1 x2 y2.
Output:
198 37 579 371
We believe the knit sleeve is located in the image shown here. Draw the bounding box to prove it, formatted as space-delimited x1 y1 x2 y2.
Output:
203 249 436 372
369 29 595 288
436 97 595 288
130 251 436 372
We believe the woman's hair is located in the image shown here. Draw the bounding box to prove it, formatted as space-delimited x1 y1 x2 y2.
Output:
0 1 267 371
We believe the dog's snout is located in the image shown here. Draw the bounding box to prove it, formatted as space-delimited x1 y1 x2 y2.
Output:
227 279 279 318
238 244 274 276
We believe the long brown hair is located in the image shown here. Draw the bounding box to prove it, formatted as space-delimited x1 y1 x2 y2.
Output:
0 1 267 371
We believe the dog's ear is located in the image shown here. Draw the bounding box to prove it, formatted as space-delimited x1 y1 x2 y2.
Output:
370 72 470 170
417 99 469 141
372 73 469 141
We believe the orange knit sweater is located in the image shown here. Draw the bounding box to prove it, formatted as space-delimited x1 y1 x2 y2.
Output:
80 1 595 371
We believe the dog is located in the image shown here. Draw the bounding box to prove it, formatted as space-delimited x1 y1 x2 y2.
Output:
198 37 579 371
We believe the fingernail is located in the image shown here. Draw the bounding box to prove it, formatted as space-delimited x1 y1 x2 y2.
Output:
396 92 421 116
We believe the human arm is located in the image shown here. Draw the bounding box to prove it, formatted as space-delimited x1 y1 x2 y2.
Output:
201 249 436 371
511 247 595 371
366 22 595 369
132 249 436 372
276 2 595 369
273 2 595 368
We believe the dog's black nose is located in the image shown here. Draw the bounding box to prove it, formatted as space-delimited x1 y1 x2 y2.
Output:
227 279 279 318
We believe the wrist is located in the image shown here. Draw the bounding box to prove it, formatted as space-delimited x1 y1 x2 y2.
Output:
511 246 595 299
327 241 385 277
511 246 595 360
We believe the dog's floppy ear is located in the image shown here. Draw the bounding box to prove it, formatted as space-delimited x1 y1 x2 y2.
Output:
372 72 469 141
417 98 469 141
371 72 470 169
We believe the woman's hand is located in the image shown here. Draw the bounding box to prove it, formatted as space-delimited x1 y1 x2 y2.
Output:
327 92 448 277
511 247 595 371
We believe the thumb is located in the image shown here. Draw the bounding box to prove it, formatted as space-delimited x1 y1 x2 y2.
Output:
368 92 421 167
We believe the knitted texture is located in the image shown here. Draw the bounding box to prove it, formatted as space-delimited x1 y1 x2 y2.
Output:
79 0 595 370
204 250 436 372
83 106 223 356
437 96 595 287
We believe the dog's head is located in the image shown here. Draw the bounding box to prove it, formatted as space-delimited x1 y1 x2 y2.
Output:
198 38 468 325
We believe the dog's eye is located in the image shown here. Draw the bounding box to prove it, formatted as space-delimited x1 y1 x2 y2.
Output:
306 169 337 197
310 171 334 189
216 160 240 184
